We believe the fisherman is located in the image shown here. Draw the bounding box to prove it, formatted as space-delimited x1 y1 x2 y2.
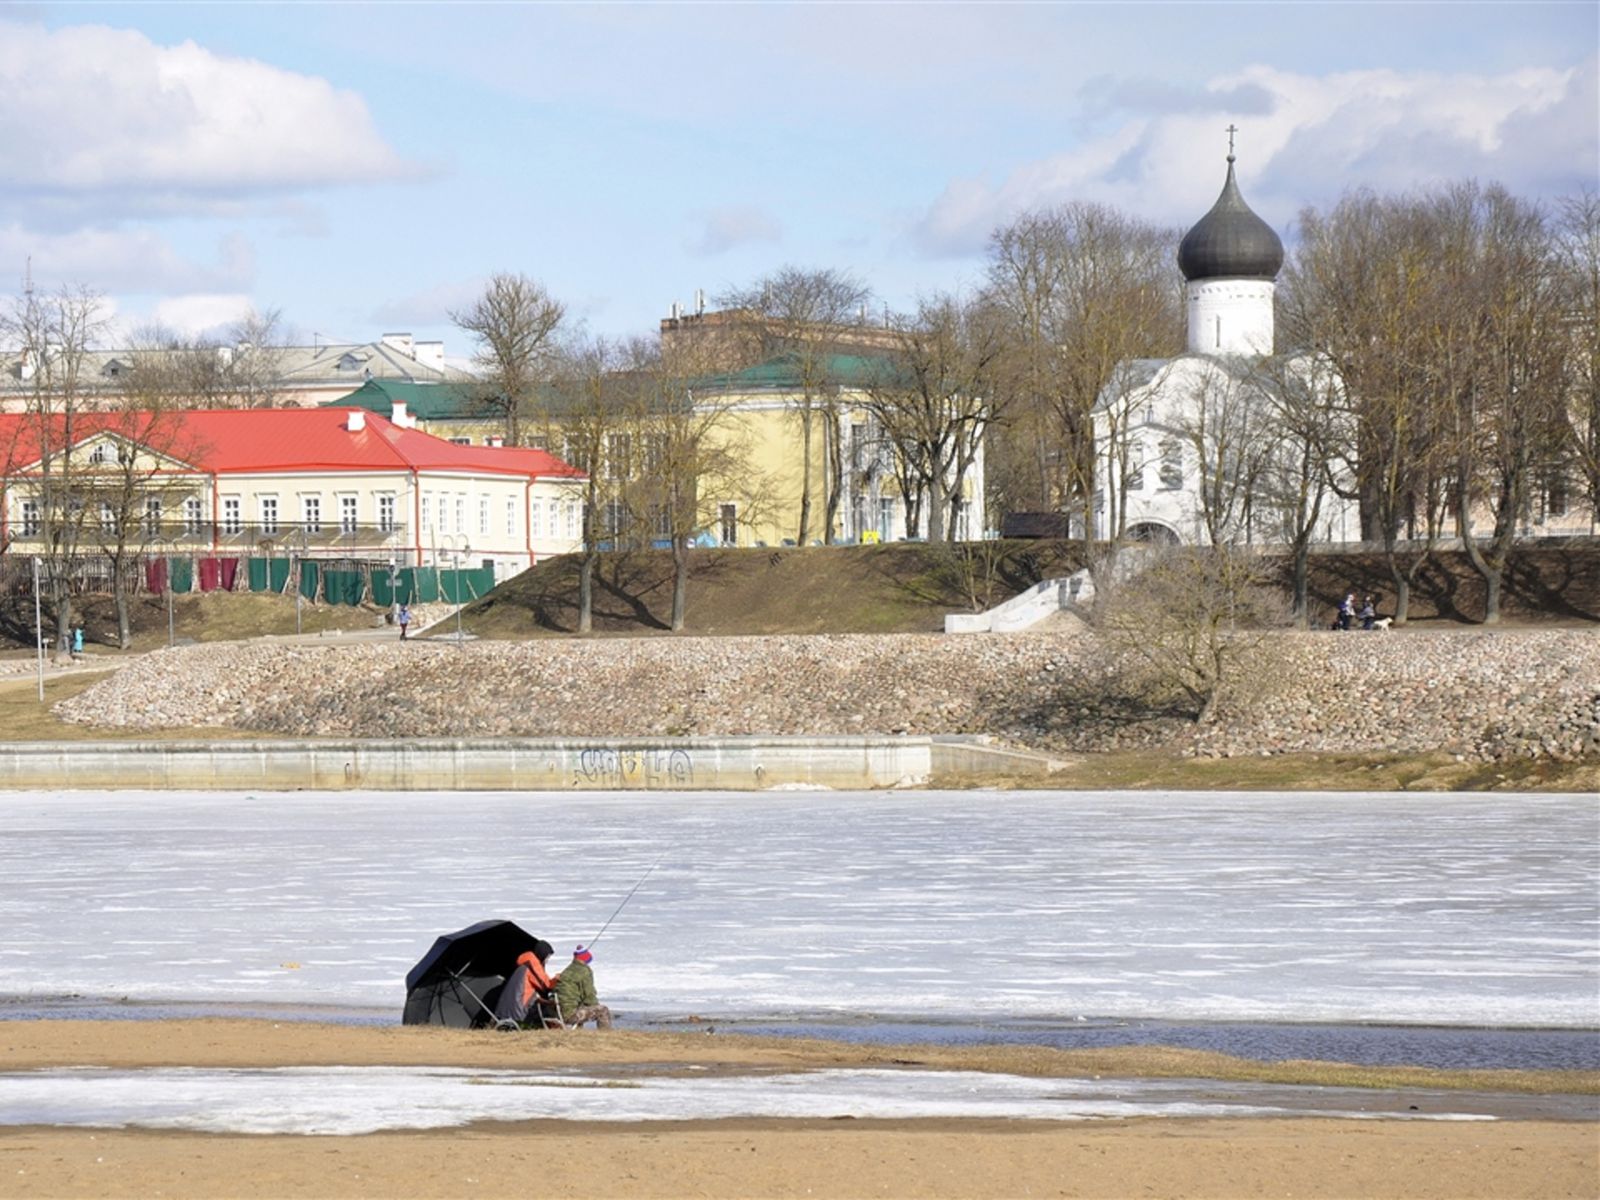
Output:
493 939 557 1026
555 945 613 1029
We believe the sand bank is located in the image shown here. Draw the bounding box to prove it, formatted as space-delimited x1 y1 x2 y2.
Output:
1 1020 1595 1199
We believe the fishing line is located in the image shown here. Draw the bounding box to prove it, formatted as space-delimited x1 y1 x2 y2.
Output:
584 846 671 951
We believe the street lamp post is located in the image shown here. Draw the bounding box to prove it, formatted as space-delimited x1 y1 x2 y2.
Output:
32 555 44 702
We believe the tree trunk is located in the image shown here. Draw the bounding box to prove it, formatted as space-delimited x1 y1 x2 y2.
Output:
1456 488 1504 625
926 476 947 542
822 413 842 545
114 566 132 650
578 548 596 634
796 405 813 546
671 539 688 632
1291 538 1310 629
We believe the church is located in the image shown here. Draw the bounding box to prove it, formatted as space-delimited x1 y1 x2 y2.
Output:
1089 148 1361 547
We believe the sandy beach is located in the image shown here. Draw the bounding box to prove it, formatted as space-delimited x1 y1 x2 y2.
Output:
2 1019 1595 1199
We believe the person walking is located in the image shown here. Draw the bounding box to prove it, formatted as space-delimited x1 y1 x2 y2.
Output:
554 945 613 1029
1337 592 1355 631
1359 595 1376 631
397 603 411 640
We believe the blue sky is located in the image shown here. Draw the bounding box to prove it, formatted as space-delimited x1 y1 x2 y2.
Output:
2 3 1594 357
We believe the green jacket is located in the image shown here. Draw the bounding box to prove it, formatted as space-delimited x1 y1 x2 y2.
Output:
555 959 598 1020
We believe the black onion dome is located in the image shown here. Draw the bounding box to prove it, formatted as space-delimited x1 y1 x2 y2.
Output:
1177 158 1284 282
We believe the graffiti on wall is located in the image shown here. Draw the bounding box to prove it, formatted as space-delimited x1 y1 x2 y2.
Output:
575 747 694 789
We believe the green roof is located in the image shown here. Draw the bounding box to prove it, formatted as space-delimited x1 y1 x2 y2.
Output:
326 378 491 421
694 352 904 392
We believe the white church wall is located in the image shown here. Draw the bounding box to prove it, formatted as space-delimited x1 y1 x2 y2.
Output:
1186 280 1276 356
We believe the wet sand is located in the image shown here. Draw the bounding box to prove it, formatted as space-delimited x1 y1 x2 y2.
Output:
1 1020 1596 1199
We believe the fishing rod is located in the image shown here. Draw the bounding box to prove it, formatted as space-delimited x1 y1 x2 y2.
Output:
584 846 671 952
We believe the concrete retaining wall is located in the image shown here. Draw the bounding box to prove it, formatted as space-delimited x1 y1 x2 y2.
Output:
0 735 1065 792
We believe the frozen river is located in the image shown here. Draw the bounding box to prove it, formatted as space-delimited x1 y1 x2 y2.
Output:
1 790 1595 1036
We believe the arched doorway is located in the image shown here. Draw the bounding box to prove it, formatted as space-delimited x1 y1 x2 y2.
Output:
1126 522 1180 545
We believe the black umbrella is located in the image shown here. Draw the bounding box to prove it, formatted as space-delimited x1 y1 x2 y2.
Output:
402 919 546 1028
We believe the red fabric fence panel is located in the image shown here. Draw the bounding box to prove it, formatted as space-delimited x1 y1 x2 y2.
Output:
145 558 167 594
219 557 239 591
198 558 221 593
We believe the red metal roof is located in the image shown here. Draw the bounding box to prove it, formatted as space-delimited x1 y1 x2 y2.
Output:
0 408 585 480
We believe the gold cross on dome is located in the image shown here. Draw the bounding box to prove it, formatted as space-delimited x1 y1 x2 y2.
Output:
1226 124 1238 159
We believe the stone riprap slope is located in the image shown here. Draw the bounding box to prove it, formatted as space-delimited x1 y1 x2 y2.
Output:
54 629 1599 762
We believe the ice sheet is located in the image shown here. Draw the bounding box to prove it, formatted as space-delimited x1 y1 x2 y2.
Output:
1 789 1595 1027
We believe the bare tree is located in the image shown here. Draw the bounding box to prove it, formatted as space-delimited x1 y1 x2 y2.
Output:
1281 191 1456 623
1171 361 1277 547
984 203 1182 544
862 293 1004 541
1253 353 1345 625
452 274 567 447
1440 185 1571 623
627 336 770 630
717 266 872 545
1092 543 1287 724
1 282 108 654
89 329 211 647
545 335 630 633
1555 191 1600 523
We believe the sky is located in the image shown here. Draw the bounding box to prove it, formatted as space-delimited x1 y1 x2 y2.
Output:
1 2 1594 355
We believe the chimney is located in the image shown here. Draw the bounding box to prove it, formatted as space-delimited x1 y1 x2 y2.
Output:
380 332 415 356
391 399 412 428
413 340 445 372
695 289 705 315
346 409 366 432
670 300 681 321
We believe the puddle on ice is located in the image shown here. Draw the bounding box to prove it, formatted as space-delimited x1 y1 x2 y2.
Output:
0 1066 1526 1136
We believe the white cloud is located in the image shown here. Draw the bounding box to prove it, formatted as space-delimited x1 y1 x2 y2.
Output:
0 20 421 205
0 225 255 295
370 278 488 328
684 206 782 257
913 59 1598 256
151 293 256 339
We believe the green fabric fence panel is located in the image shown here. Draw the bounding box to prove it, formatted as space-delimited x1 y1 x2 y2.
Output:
322 569 365 607
248 558 269 592
298 559 320 601
392 568 416 605
268 557 291 594
169 557 194 594
440 566 495 604
370 569 394 609
414 566 439 604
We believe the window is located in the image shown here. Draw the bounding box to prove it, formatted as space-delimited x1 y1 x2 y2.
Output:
340 495 358 535
1547 478 1569 520
878 497 895 539
302 495 321 534
651 504 671 539
480 497 490 537
530 499 542 539
604 498 625 537
506 497 516 537
850 423 868 471
222 497 242 536
260 496 279 535
143 498 162 539
549 499 561 538
89 442 116 466
421 495 431 533
606 433 631 480
455 496 466 536
182 497 203 536
1158 440 1183 490
378 494 396 534
719 503 737 547
99 501 115 532
20 499 38 537
449 437 471 446
564 501 577 539
643 435 666 475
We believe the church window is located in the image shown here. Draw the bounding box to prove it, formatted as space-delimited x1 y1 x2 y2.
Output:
1215 315 1222 351
1158 440 1183 490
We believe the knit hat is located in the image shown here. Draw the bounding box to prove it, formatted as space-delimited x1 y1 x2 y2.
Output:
573 945 593 964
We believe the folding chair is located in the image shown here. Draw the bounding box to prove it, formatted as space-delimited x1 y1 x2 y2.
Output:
451 966 520 1032
533 992 567 1030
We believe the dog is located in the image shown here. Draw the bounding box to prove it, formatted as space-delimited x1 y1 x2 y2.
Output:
1371 616 1393 631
